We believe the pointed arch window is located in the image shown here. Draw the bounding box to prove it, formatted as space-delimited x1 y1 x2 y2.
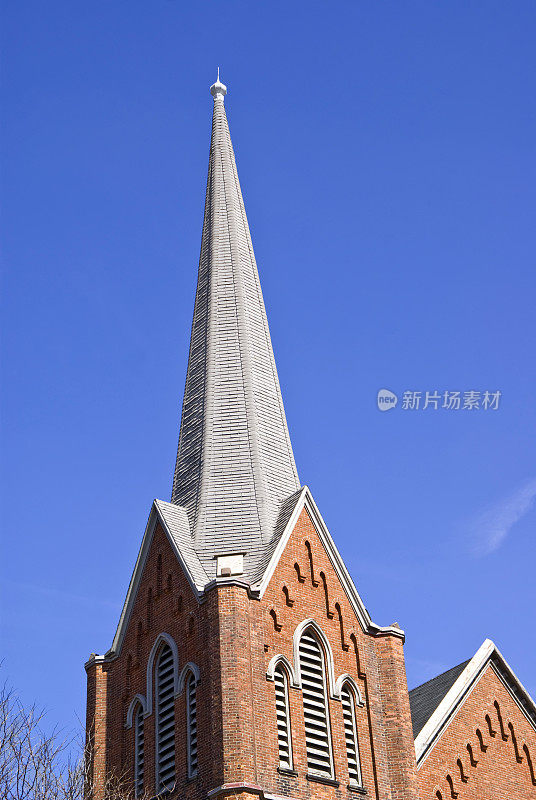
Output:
274 664 293 770
299 629 333 778
155 643 176 792
341 683 362 787
186 672 198 777
133 704 145 797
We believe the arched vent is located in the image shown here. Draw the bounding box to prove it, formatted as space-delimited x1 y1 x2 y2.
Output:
299 630 333 778
155 644 176 792
186 673 198 777
134 705 144 797
274 666 293 769
341 684 362 786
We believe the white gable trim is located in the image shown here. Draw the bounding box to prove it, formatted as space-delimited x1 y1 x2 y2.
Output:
105 487 402 660
109 501 203 657
255 486 404 639
415 638 536 766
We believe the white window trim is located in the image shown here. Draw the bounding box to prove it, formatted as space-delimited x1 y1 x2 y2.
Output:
145 632 179 716
274 664 294 770
341 683 363 787
125 694 148 728
178 661 201 694
186 671 199 778
266 654 299 687
293 618 338 699
299 628 335 780
334 673 364 705
154 642 176 793
133 703 145 797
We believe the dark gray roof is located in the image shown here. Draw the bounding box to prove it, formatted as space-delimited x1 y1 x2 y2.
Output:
409 660 470 739
170 78 300 584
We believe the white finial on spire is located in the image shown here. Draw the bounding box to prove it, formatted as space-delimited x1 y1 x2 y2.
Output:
172 72 300 571
210 68 227 99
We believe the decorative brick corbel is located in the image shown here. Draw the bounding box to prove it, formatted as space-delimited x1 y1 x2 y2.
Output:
335 602 350 651
269 609 282 632
485 713 496 738
466 742 478 767
304 541 319 587
508 722 523 763
493 700 509 741
282 585 294 607
445 774 458 798
476 727 488 752
456 758 468 783
319 571 334 619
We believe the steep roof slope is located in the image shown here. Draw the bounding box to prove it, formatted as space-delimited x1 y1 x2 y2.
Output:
107 80 407 657
409 660 469 738
411 639 536 764
170 76 300 581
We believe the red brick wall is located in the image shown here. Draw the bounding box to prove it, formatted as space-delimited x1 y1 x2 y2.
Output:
87 504 534 800
375 633 419 800
85 658 109 800
86 521 226 800
86 505 421 799
252 505 418 800
416 662 536 800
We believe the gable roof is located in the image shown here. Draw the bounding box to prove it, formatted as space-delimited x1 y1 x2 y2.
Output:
252 485 403 643
409 660 470 739
413 639 536 764
109 500 209 656
107 486 404 658
101 81 404 660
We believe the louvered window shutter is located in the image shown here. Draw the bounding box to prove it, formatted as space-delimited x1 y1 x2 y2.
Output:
341 685 362 786
299 631 333 778
155 644 176 792
274 666 292 769
134 706 144 797
186 673 198 777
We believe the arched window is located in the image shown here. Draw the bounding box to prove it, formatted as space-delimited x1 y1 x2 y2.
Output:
274 665 293 770
133 704 145 797
186 672 198 778
155 643 176 792
341 683 362 786
299 629 333 778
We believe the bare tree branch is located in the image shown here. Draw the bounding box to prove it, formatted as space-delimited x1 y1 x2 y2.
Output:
0 678 151 800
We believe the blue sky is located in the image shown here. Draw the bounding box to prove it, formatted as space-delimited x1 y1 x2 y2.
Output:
1 0 535 739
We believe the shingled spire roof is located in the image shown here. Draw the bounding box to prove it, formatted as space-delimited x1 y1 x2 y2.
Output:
170 75 300 578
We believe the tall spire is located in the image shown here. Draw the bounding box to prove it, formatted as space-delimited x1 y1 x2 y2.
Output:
171 77 300 576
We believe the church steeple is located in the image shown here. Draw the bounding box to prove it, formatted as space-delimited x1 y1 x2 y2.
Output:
171 76 300 574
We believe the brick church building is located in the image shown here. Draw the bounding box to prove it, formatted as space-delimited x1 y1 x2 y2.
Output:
85 76 536 800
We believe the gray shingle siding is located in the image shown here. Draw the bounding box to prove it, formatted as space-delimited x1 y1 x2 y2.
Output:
169 86 301 584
